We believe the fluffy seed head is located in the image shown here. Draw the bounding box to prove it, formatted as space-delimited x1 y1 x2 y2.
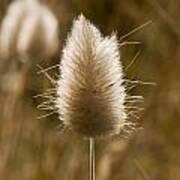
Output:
0 0 59 60
56 15 128 138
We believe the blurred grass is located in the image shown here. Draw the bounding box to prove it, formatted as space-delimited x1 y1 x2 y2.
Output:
0 0 180 180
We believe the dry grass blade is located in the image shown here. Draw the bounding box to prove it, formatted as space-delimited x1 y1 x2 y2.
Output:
125 50 141 71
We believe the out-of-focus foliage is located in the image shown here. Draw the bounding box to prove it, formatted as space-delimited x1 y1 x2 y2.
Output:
0 0 180 180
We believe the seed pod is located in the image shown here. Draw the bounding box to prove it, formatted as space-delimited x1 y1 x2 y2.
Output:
0 0 59 60
56 15 127 138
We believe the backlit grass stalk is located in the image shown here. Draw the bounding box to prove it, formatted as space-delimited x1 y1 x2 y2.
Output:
56 14 129 180
38 14 143 180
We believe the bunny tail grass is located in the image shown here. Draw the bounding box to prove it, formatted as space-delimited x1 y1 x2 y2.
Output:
56 14 127 138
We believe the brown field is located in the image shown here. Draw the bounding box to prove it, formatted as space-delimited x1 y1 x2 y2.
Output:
0 0 180 180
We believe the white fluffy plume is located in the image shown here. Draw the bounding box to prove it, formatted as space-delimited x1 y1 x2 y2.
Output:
0 0 59 60
56 15 129 137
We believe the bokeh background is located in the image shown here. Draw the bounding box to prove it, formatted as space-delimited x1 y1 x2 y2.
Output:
0 0 180 180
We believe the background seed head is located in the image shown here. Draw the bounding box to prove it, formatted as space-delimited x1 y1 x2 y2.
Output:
56 15 128 138
0 0 59 60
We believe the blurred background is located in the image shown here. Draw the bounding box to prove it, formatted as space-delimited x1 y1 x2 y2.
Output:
0 0 180 180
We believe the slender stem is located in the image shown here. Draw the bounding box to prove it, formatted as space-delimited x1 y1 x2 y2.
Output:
89 138 95 180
